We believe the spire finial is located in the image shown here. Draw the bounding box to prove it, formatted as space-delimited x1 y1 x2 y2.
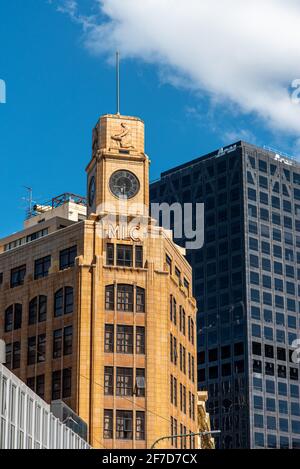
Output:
116 51 120 115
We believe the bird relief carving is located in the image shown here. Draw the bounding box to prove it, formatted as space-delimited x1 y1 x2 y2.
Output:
110 122 135 150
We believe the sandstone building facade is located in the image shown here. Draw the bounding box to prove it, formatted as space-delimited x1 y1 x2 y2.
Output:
0 113 198 449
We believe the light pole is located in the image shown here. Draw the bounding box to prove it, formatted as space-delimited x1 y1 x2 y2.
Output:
151 430 221 449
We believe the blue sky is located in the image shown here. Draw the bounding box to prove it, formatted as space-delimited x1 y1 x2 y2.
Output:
1 0 300 238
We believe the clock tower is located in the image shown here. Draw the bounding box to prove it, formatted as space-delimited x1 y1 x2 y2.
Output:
86 113 150 218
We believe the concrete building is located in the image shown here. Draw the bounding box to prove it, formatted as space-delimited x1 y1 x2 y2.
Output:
0 362 90 449
0 112 198 449
150 141 300 449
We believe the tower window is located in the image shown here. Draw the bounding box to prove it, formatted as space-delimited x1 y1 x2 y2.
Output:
106 243 114 266
116 244 133 267
136 326 145 354
103 410 113 439
116 326 133 354
135 369 146 397
136 287 145 312
105 285 115 310
166 254 172 273
104 367 114 395
116 411 133 440
136 412 145 440
116 368 133 396
135 245 143 268
117 284 134 311
104 324 114 352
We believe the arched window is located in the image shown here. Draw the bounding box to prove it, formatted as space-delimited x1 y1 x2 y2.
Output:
54 287 73 317
5 304 22 332
28 296 47 325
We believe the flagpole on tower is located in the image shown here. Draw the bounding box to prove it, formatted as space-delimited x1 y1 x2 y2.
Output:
116 51 120 115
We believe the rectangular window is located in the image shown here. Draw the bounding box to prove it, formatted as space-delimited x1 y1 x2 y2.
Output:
248 188 257 201
136 326 145 354
248 204 257 218
116 368 133 396
6 342 21 370
184 278 190 295
52 369 71 400
259 175 268 189
53 329 62 359
34 255 51 280
104 367 114 395
175 267 181 284
59 246 77 270
27 375 45 399
106 243 114 266
117 284 133 311
38 334 46 363
116 244 133 267
170 296 177 324
103 410 113 439
36 376 45 399
64 326 73 356
136 412 145 440
116 411 133 440
259 160 267 173
10 265 26 288
260 192 268 205
170 334 177 365
135 246 143 268
105 285 115 310
136 368 146 397
105 324 114 353
28 336 46 365
116 325 133 354
136 287 145 312
52 370 61 400
166 254 172 273
62 368 72 398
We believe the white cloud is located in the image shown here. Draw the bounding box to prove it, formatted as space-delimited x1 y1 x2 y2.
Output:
56 0 95 31
59 0 300 137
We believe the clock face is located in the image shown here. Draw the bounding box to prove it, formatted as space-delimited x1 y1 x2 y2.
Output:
109 170 140 199
88 176 96 206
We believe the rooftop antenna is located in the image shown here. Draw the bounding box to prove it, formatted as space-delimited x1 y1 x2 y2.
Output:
116 51 120 115
23 186 34 219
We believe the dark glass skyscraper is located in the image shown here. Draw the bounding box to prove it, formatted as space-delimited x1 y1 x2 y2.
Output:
150 141 300 449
